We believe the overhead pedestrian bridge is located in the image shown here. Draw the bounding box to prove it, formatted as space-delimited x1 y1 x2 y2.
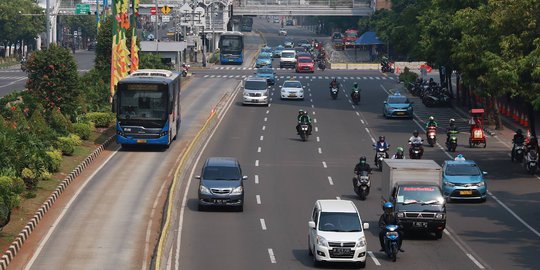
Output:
232 0 374 16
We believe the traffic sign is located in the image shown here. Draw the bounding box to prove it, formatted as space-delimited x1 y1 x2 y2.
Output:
161 5 171 15
150 7 157 15
162 15 170 22
75 4 91 14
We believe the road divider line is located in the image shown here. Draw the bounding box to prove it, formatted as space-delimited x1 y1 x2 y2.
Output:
318 147 322 154
316 136 320 142
264 117 267 122
360 119 365 124
315 127 319 132
260 218 267 230
256 195 261 205
262 125 266 131
257 147 261 153
467 254 485 269
314 118 317 123
255 174 259 184
367 251 381 266
322 161 327 168
268 248 276 263
443 228 488 269
311 104 314 108
266 110 269 114
328 176 334 185
255 160 259 167
260 135 264 141
356 112 360 116
310 99 314 102
487 191 540 238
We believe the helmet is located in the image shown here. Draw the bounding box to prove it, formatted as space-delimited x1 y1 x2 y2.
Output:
379 136 385 142
383 202 394 212
299 109 304 113
359 156 366 164
413 130 419 136
429 78 434 82
449 118 455 124
517 129 523 134
396 147 403 153
353 82 358 87
429 116 434 121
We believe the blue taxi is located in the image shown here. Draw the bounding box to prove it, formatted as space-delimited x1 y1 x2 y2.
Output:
442 159 487 202
254 67 276 85
256 52 273 68
383 91 413 119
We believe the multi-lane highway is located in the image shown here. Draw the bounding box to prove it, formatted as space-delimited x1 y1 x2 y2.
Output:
165 18 540 270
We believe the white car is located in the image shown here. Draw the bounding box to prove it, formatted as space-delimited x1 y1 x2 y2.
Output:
279 28 288 36
308 200 369 268
280 80 304 100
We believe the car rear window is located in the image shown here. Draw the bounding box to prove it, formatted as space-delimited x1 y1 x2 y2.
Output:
298 58 312 63
318 212 361 232
203 166 241 180
387 96 409 104
257 69 273 75
445 164 481 176
283 81 301 88
281 52 295 58
258 53 271 59
245 80 267 90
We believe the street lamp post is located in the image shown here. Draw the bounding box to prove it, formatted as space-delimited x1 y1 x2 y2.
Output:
45 0 50 48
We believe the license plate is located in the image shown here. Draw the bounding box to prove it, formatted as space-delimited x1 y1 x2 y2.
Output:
460 190 473 195
413 222 427 228
397 112 405 115
289 94 296 97
332 248 350 255
251 99 258 103
214 199 225 204
136 139 147 143
228 59 233 62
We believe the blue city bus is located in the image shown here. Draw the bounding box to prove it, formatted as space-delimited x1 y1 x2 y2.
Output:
219 31 244 64
113 69 181 148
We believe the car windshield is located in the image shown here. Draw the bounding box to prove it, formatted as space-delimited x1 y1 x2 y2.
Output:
446 164 481 176
298 58 312 63
282 52 295 58
295 47 306 52
245 80 267 90
258 53 271 59
387 96 409 104
318 212 362 232
283 81 301 88
202 166 241 180
257 69 273 75
396 186 443 204
298 40 309 45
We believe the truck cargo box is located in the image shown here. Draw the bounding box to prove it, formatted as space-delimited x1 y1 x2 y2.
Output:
381 159 442 200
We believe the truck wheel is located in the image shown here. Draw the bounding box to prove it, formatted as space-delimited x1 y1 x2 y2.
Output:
435 231 443 239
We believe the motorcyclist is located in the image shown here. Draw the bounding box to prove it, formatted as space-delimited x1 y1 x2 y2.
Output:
408 130 424 157
351 82 360 99
379 202 403 252
296 109 312 135
446 118 459 143
373 136 390 163
526 135 539 153
354 156 372 175
425 116 438 129
329 78 339 92
391 147 405 159
512 129 526 159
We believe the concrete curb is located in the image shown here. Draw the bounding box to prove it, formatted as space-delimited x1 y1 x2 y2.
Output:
0 135 116 270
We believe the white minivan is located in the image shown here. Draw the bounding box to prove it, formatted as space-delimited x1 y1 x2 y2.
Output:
242 77 269 106
308 200 369 268
279 49 296 68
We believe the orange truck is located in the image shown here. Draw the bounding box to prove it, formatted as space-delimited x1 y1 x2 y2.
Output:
344 29 358 47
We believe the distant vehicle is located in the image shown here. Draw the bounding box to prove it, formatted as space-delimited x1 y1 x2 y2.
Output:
333 39 344 50
332 32 344 41
243 77 269 106
295 51 313 60
241 16 253 32
295 57 315 73
442 159 487 202
286 19 293 26
197 157 247 212
280 80 304 100
113 69 181 148
255 52 273 68
344 29 358 47
283 38 294 48
383 91 413 119
261 46 273 54
273 18 280 23
279 49 296 68
272 45 284 58
219 31 244 64
279 28 288 36
308 199 369 268
293 46 306 53
146 33 155 41
255 67 276 85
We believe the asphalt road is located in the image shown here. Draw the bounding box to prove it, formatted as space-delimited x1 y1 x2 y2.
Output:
0 50 95 97
169 18 540 270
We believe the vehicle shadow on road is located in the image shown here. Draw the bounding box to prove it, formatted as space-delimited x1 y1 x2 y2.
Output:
118 144 168 152
186 198 242 213
291 249 365 269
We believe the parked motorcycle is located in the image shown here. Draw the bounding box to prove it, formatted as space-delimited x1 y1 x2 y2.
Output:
511 143 525 162
351 90 361 105
426 126 437 147
383 224 401 262
524 149 538 174
353 170 371 200
330 87 338 100
409 143 423 159
446 134 458 152
299 124 309 141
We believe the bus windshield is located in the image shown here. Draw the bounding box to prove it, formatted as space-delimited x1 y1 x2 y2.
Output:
220 36 243 53
117 84 168 125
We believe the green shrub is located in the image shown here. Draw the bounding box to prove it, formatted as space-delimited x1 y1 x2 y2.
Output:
46 149 63 172
73 122 93 140
398 67 418 85
48 108 73 135
68 133 82 146
85 112 114 128
0 176 25 228
38 168 52 181
56 137 76 156
21 168 38 190
29 106 57 142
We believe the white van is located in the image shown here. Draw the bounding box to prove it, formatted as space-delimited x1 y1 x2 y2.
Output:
279 49 296 68
242 77 269 106
308 199 369 267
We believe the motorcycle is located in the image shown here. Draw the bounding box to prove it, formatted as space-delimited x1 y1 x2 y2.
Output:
381 62 394 73
426 126 437 147
20 58 27 72
353 171 371 200
524 149 538 174
374 146 389 171
446 134 458 152
511 143 525 162
409 143 423 159
181 64 190 77
351 90 361 105
318 60 326 71
383 224 401 262
299 124 309 141
330 87 338 100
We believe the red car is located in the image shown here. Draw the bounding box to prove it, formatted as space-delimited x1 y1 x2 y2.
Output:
296 57 315 73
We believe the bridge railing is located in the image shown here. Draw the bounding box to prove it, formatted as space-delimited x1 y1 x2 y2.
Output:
236 0 370 7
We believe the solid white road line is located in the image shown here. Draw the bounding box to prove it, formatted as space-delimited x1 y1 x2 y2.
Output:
322 161 327 168
260 218 267 230
257 147 261 153
488 191 540 238
367 251 381 266
328 176 334 185
256 195 261 205
268 248 277 263
467 254 486 269
255 174 259 184
255 160 259 166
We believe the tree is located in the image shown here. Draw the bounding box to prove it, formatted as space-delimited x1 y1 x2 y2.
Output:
0 0 45 56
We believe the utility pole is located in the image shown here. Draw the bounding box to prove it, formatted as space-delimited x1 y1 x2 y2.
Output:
45 0 50 48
